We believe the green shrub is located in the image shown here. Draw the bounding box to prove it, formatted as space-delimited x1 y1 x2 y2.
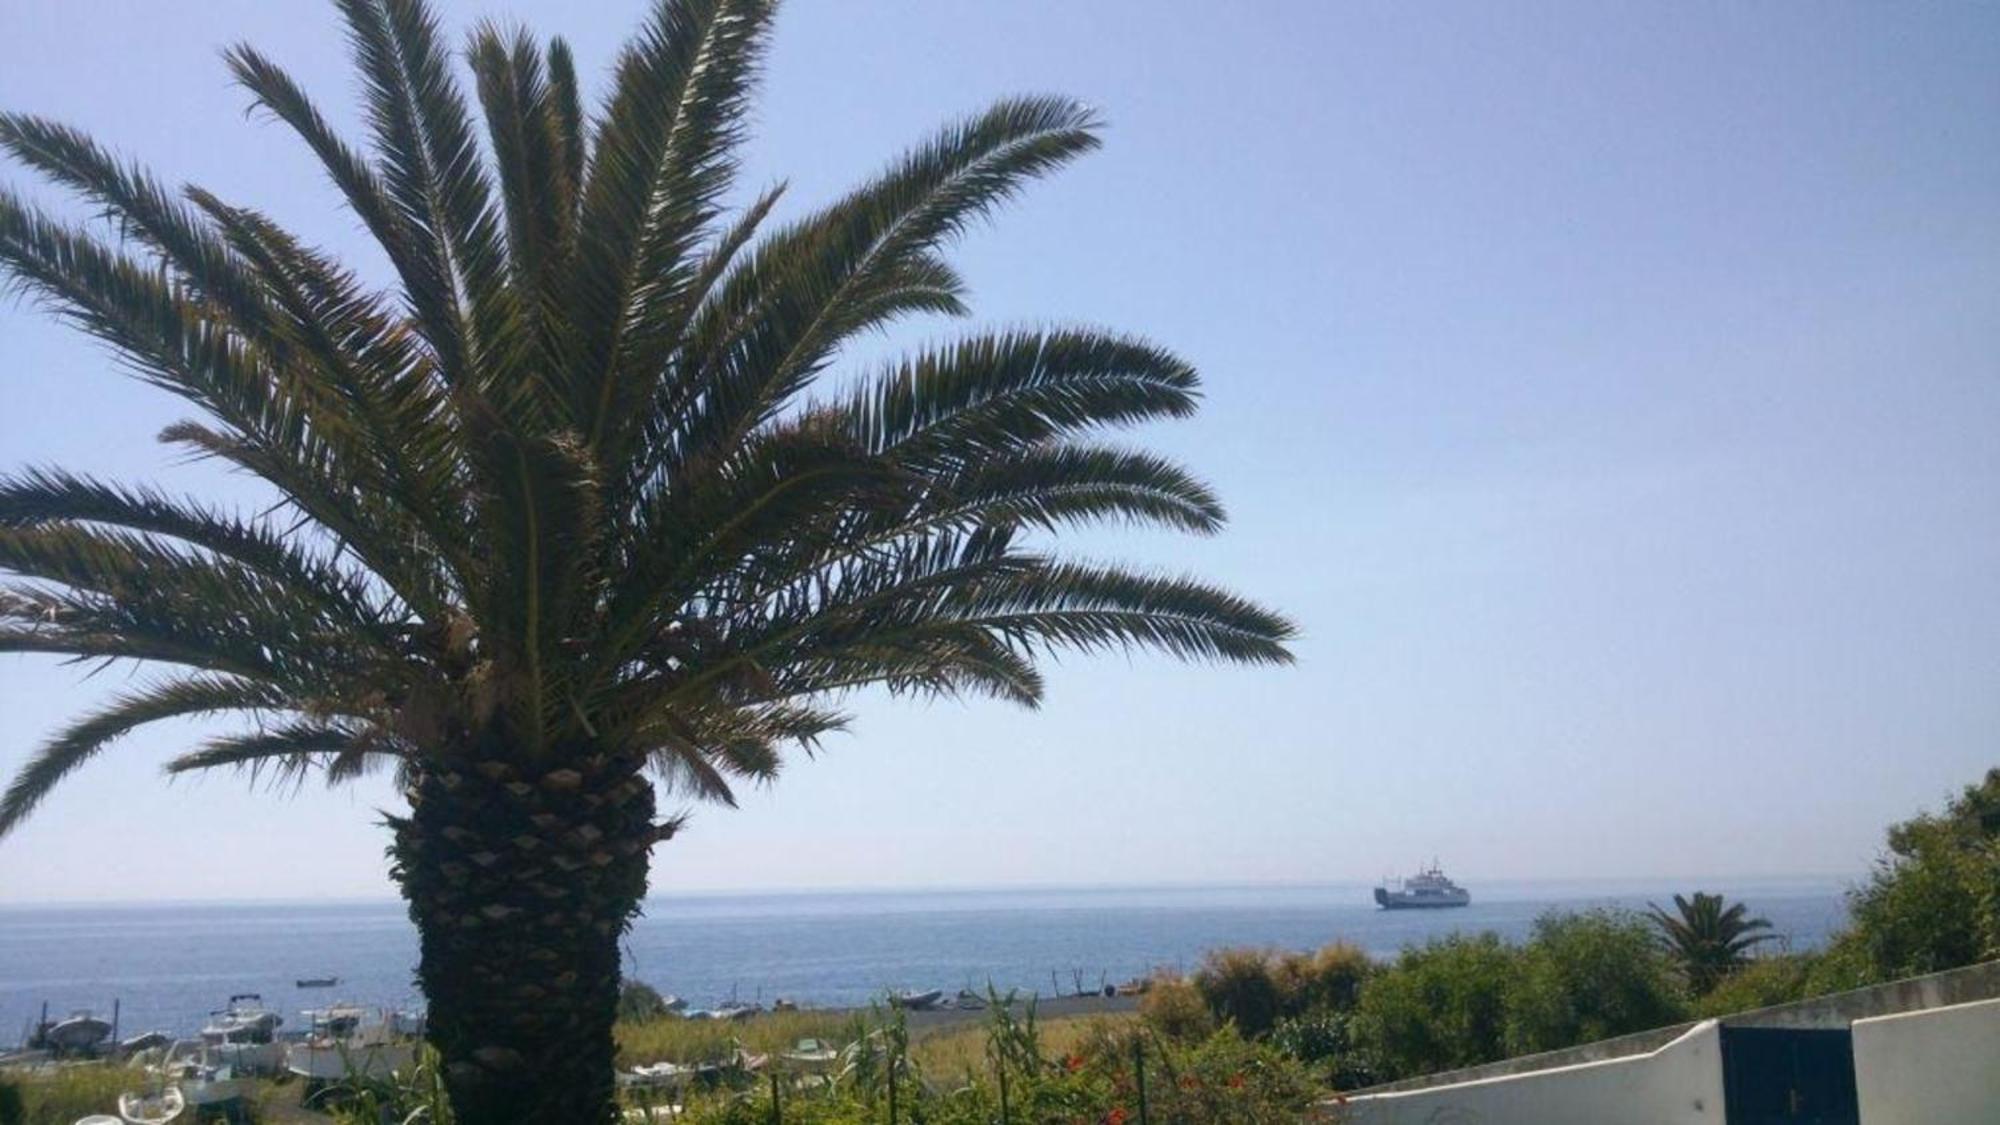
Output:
1842 768 2000 981
1271 1009 1378 1091
619 980 672 1023
1350 932 1516 1081
1503 909 1687 1056
1697 953 1819 1017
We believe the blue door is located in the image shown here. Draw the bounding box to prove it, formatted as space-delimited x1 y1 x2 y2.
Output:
1720 1026 1860 1125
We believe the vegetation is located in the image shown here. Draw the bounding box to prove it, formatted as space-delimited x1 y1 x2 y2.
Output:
1693 951 1819 1019
1842 767 2000 980
0 0 1293 1120
1348 931 1514 1081
1647 892 1776 995
1502 909 1684 1056
617 1008 852 1066
0 1066 134 1125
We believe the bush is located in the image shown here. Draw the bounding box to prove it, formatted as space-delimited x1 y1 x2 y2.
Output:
618 979 672 1022
1271 1009 1378 1091
1194 947 1286 1037
1841 768 2000 981
1141 974 1216 1042
1697 953 1818 1018
1274 941 1373 1015
1502 909 1687 1056
1350 932 1515 1081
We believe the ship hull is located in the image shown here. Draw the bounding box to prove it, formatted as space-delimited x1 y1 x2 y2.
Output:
1373 887 1471 909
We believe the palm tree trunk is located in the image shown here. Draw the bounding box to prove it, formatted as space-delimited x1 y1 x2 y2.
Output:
389 750 656 1124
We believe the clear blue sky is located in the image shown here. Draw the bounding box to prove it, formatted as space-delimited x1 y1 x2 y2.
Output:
1 2 1994 902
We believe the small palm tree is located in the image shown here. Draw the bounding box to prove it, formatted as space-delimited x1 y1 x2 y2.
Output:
0 1 1294 1120
1647 892 1777 995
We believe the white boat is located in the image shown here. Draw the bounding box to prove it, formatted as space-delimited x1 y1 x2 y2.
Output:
119 1031 171 1056
200 994 281 1044
152 1041 244 1112
300 1003 368 1040
198 994 285 1074
44 1012 112 1053
889 989 944 1011
1373 861 1472 909
286 1038 419 1082
115 1084 185 1124
779 1038 839 1067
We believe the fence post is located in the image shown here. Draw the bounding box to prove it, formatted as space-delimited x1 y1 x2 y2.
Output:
770 1068 781 1125
1134 1036 1149 1125
888 1062 899 1125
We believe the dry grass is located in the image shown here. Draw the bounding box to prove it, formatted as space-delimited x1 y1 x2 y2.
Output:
907 1013 1136 1082
615 1009 857 1066
4 1064 146 1125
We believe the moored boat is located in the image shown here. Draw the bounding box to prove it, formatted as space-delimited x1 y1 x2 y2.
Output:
116 1084 186 1124
199 994 284 1074
42 1012 112 1054
888 989 944 1011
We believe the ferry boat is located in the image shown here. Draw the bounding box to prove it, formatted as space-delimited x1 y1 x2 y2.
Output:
1373 862 1471 909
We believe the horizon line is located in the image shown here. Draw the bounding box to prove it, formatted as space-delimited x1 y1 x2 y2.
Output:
0 869 1859 910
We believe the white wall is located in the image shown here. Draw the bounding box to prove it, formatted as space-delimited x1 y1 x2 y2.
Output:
1333 1021 1725 1124
1853 996 2000 1124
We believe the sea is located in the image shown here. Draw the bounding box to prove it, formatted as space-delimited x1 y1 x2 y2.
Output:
0 878 1850 1043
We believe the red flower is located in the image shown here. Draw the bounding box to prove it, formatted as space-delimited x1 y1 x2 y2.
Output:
1228 1072 1246 1090
1106 1109 1129 1125
1178 1074 1201 1091
1064 1052 1085 1073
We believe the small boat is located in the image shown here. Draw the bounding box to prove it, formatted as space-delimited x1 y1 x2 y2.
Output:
286 1038 419 1082
1373 861 1472 909
779 1037 839 1067
387 1009 427 1039
301 1003 368 1040
201 995 281 1043
44 1012 113 1053
199 995 285 1074
116 1085 185 1124
658 994 688 1014
953 989 988 1010
710 1002 761 1021
295 977 339 989
619 1057 728 1089
888 989 944 1011
120 1031 172 1056
152 1042 244 1113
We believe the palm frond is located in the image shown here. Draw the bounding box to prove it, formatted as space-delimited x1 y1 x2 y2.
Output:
648 97 1097 500
841 329 1200 466
570 0 774 446
0 114 272 334
164 720 402 788
0 467 383 623
0 674 288 835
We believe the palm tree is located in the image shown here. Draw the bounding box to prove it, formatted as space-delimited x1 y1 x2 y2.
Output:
1647 892 1778 995
0 1 1293 1119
